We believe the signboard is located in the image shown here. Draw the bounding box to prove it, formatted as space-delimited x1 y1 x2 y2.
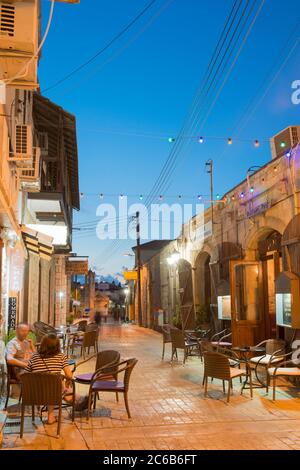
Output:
124 271 138 281
66 259 88 276
8 297 17 333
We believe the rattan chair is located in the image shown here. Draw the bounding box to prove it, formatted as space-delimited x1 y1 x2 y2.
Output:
203 351 252 403
4 361 22 410
86 322 99 332
75 350 120 401
19 373 76 438
161 324 178 360
87 358 138 420
249 339 286 390
77 320 88 332
268 353 300 400
170 328 201 364
211 329 232 349
33 321 57 343
71 330 99 359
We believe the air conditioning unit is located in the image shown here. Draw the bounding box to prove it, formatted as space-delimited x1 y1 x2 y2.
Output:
17 146 41 190
9 123 33 164
270 126 300 160
0 1 39 88
37 131 48 156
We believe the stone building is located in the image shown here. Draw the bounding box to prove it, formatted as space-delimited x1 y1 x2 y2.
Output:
135 126 300 346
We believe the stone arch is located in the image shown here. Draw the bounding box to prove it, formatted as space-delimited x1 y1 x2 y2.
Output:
282 214 300 275
245 217 285 255
177 259 195 330
194 251 211 309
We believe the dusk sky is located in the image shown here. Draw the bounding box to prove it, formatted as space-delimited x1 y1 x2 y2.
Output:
38 0 300 279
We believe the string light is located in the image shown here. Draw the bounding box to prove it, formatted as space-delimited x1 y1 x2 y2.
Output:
197 195 202 201
139 195 143 200
199 137 204 144
99 193 104 199
168 137 175 143
240 192 245 199
250 187 254 193
280 141 286 148
216 194 221 200
254 140 260 148
285 151 291 158
228 138 233 145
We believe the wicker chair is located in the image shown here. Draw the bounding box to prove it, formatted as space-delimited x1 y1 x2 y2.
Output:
203 351 252 403
268 354 300 400
33 321 57 343
87 358 138 420
71 330 99 359
211 329 232 349
249 339 286 390
75 350 120 401
170 328 201 364
161 324 178 360
4 361 22 410
19 373 76 438
86 322 99 332
77 320 88 332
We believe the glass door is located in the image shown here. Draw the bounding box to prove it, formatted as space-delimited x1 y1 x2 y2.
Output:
230 260 265 347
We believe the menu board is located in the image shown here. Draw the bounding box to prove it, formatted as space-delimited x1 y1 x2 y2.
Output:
8 297 17 333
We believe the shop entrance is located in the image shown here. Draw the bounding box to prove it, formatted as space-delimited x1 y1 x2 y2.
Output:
230 230 282 346
258 231 282 339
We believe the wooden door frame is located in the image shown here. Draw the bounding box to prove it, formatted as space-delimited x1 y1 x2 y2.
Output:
230 259 265 346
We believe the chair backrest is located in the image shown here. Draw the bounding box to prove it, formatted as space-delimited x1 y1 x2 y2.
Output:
203 352 231 380
210 328 230 342
83 330 98 348
86 323 98 332
265 339 286 355
95 350 120 374
162 324 172 342
20 373 62 406
123 358 138 392
170 328 185 349
77 320 88 332
200 340 215 353
34 321 56 342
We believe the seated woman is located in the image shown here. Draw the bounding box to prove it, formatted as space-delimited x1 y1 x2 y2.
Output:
25 333 88 424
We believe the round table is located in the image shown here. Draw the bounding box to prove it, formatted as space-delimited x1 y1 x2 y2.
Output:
232 346 266 391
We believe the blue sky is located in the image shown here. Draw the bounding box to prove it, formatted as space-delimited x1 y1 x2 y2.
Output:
38 0 300 277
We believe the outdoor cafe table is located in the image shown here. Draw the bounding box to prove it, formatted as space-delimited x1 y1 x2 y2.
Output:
55 325 82 353
232 345 266 391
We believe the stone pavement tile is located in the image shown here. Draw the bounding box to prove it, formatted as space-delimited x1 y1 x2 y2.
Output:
4 323 300 450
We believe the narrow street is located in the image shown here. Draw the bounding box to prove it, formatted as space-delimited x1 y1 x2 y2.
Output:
3 323 300 451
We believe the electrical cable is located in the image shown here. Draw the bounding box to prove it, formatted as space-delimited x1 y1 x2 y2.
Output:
42 0 157 93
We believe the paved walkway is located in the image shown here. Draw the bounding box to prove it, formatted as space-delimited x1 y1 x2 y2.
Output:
2 323 300 450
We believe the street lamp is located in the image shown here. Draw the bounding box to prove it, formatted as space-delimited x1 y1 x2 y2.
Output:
167 250 180 266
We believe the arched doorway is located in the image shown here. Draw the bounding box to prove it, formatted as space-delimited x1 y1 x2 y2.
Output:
230 229 282 346
194 252 211 307
177 259 195 330
258 230 282 339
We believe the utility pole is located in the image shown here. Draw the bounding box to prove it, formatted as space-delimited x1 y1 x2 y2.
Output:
135 211 142 326
206 159 213 229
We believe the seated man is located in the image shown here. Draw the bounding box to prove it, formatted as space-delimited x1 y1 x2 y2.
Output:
5 323 35 373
